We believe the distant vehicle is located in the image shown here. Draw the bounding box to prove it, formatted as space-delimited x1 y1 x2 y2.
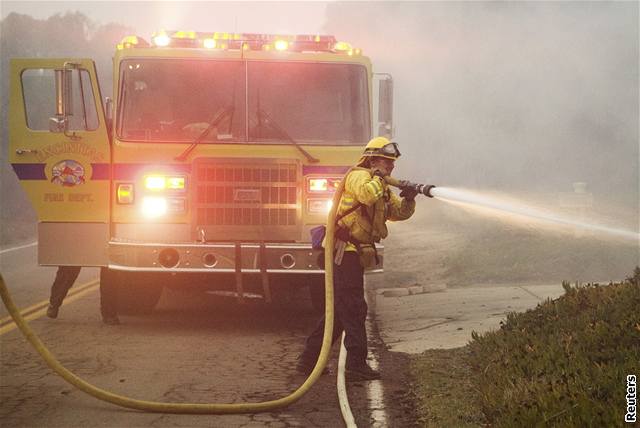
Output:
8 31 393 313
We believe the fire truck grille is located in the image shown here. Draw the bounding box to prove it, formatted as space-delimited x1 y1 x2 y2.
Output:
194 161 299 227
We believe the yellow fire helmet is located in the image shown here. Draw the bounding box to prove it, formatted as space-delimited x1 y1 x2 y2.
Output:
357 136 401 166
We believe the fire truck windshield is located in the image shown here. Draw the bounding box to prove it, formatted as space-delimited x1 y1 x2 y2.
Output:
117 59 370 145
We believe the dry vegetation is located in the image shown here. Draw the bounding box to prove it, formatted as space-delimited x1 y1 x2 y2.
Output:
407 274 639 427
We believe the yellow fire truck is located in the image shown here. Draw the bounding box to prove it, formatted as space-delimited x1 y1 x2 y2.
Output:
8 31 393 313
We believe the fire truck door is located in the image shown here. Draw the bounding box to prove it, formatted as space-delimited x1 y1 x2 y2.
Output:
8 59 110 265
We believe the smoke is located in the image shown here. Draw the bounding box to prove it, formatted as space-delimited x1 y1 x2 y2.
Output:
323 2 639 211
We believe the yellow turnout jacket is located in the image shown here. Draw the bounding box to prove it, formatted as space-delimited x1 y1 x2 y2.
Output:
336 168 415 251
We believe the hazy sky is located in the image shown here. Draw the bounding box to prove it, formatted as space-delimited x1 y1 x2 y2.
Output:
324 2 639 202
0 1 330 36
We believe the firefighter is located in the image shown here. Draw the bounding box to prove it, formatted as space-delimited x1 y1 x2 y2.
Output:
297 136 418 381
47 267 120 325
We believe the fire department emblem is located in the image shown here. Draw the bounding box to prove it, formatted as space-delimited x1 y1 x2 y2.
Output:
51 160 86 187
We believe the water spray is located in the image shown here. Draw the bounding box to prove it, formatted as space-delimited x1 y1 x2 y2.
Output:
385 177 639 243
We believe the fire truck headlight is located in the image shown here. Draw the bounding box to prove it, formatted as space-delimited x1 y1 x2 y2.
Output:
308 177 340 192
308 199 332 214
167 176 185 190
274 39 289 51
145 175 166 190
145 175 185 191
142 197 168 218
309 178 328 192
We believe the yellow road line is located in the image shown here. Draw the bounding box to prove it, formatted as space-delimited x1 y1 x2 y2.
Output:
0 280 99 336
0 279 99 325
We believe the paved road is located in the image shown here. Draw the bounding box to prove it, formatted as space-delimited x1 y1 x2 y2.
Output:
0 245 392 427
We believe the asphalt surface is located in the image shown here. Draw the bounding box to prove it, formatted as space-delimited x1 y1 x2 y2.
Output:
0 244 396 427
0 232 576 427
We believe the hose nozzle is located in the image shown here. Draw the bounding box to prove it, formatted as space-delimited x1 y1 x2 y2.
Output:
421 184 437 198
384 176 437 198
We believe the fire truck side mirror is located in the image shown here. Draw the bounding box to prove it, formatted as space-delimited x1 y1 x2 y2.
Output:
50 68 74 133
378 76 394 138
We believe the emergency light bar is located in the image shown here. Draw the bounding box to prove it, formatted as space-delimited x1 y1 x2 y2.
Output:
117 32 361 55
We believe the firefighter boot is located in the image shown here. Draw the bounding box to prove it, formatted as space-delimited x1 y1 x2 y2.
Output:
345 363 381 381
46 304 59 319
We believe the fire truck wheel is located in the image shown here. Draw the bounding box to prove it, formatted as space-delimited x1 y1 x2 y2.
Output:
309 275 326 314
115 271 164 315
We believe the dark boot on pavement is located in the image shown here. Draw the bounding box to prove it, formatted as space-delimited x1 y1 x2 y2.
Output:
345 363 380 381
46 304 59 319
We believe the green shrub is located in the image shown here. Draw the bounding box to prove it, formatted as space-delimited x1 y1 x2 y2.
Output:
469 272 640 427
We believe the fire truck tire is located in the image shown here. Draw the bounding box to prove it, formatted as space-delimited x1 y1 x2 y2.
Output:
114 271 164 315
309 275 326 313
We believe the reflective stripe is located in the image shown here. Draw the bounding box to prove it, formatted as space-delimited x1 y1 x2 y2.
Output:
11 163 46 180
365 179 383 199
340 196 355 208
337 195 355 221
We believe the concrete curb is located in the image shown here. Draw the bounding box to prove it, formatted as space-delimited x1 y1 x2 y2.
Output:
381 283 447 298
408 286 423 295
382 288 410 297
422 283 447 293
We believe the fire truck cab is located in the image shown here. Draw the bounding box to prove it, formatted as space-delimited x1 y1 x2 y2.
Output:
8 31 393 313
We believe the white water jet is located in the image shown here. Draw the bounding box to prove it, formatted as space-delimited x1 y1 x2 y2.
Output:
431 187 639 243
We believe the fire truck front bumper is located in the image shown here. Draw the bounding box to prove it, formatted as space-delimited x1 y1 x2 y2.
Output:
108 241 383 273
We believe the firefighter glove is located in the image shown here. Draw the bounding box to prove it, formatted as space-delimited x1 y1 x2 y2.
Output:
399 180 419 200
399 187 419 200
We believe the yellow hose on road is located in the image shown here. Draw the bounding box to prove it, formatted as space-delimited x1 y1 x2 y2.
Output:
0 181 343 414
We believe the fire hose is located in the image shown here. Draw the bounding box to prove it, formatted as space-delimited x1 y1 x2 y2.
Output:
385 176 436 198
0 174 434 414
